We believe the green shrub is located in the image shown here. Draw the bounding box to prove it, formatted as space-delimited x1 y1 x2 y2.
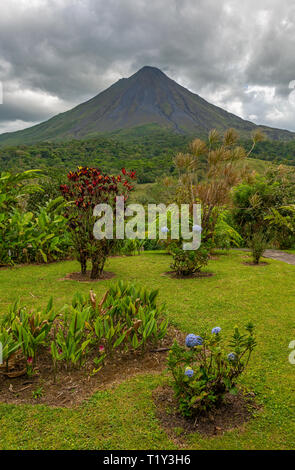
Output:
51 305 92 370
167 323 256 417
0 282 169 376
248 230 268 264
112 238 145 256
0 328 22 371
1 197 72 266
142 237 161 251
214 211 243 250
68 281 169 356
3 298 57 367
170 245 209 276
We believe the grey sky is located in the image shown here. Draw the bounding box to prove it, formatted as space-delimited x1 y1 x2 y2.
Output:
0 0 294 135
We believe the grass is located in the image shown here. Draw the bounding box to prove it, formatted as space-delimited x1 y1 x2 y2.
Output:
1 250 295 449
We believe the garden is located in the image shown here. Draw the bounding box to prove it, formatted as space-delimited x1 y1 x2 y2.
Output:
1 129 295 450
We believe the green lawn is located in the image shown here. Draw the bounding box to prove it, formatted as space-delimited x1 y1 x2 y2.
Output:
1 250 295 449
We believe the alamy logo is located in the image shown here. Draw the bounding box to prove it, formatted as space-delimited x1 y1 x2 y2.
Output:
93 197 202 250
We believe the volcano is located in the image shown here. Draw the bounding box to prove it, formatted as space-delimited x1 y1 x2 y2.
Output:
0 65 294 146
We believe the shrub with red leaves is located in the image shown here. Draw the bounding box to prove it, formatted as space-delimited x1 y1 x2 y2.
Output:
60 166 136 279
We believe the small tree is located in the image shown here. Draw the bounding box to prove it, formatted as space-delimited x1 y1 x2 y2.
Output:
263 166 295 249
171 128 265 243
247 230 268 264
60 166 136 279
232 176 283 263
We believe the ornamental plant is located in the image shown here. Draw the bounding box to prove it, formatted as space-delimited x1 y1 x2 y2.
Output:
247 230 268 265
69 280 169 355
170 243 209 276
0 328 22 372
172 128 265 243
60 166 136 279
2 197 72 265
51 306 92 370
3 298 57 367
167 323 256 417
0 169 42 266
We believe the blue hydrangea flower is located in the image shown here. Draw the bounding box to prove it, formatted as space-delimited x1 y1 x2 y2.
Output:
212 326 221 335
192 224 202 233
228 352 237 362
185 334 203 347
184 367 194 377
160 226 169 233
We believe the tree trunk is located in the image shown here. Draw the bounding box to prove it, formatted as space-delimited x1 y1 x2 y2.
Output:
80 251 87 275
90 258 105 279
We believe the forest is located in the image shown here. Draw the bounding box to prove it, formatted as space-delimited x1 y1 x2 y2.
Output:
1 129 295 183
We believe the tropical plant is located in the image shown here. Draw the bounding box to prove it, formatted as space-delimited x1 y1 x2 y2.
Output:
0 282 168 377
64 281 169 355
232 177 283 259
0 169 41 214
264 206 295 249
110 238 145 256
3 297 57 365
0 169 43 265
214 211 243 250
171 128 264 241
2 197 72 265
51 306 92 369
0 328 23 372
116 238 145 256
60 166 136 278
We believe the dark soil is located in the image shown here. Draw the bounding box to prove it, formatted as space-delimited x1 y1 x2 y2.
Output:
162 271 215 279
0 327 185 408
153 385 260 440
60 271 116 282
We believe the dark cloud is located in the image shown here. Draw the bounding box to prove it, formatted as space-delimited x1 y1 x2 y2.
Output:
0 0 294 134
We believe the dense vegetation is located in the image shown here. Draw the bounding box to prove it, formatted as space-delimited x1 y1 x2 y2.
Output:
0 131 295 184
242 139 295 166
0 131 189 183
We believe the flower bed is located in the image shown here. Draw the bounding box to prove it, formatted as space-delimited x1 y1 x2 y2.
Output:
0 281 172 405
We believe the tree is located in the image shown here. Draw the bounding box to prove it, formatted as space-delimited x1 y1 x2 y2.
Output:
232 177 281 263
234 165 295 252
171 128 264 244
60 166 136 279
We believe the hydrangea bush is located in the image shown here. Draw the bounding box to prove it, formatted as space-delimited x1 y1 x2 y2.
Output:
167 323 256 417
170 244 209 276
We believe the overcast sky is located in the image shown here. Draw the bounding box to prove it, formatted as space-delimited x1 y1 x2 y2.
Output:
0 0 295 135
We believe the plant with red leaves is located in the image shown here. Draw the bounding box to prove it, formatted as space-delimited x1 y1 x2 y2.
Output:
60 166 136 279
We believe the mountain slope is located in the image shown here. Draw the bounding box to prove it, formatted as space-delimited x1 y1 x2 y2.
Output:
0 66 294 146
